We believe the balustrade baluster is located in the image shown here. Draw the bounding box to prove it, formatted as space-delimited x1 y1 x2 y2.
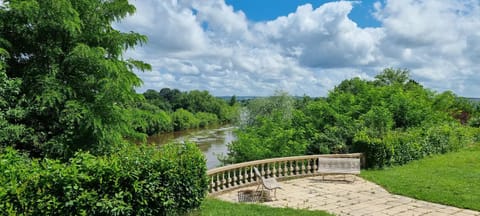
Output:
287 160 291 175
278 161 283 177
260 164 265 177
296 160 300 175
232 169 237 187
210 176 214 193
249 166 253 182
239 167 244 184
295 160 300 175
302 159 307 175
273 162 278 177
227 171 232 188
307 159 312 174
266 163 271 177
290 160 294 175
222 172 227 190
244 167 248 183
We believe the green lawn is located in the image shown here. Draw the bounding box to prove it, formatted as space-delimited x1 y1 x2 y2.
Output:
361 144 480 211
188 198 333 216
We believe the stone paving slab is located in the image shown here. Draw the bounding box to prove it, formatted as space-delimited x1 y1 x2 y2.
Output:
215 175 480 216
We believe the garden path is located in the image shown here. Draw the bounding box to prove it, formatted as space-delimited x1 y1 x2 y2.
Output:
215 175 480 216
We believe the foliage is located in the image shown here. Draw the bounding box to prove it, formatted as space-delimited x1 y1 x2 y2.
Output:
172 109 200 131
0 0 150 159
140 88 239 134
228 95 237 106
0 58 34 150
224 92 310 163
188 198 333 216
240 91 295 127
361 143 480 211
226 110 310 163
226 68 479 169
130 102 172 136
373 68 410 86
0 142 208 215
195 112 218 128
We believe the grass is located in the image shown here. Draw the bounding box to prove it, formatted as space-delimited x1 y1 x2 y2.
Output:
187 198 333 216
361 144 480 211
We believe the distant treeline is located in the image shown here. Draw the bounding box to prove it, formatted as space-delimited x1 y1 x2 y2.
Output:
133 88 239 136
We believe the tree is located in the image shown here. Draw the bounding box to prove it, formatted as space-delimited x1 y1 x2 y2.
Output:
159 88 182 110
0 48 35 150
0 0 150 158
374 68 410 86
242 91 294 127
229 95 237 106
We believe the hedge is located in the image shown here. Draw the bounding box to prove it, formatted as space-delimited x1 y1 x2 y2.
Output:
353 123 479 168
0 142 208 215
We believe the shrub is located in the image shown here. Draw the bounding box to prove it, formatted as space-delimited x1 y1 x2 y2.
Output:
195 112 218 128
172 109 200 130
353 123 478 168
0 142 208 215
353 130 393 168
225 112 309 163
131 103 173 136
384 129 423 165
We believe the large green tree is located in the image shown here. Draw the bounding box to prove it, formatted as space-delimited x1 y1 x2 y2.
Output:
0 0 150 158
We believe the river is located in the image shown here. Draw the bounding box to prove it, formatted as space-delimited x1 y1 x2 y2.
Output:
147 126 236 169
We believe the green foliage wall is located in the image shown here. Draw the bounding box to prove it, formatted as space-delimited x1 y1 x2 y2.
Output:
0 142 208 215
226 69 479 168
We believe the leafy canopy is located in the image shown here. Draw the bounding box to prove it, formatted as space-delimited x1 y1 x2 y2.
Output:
0 0 150 158
226 69 479 167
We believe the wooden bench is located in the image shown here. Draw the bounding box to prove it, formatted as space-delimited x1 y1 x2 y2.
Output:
317 157 360 182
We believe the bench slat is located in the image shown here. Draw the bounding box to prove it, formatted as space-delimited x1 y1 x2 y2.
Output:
318 157 360 175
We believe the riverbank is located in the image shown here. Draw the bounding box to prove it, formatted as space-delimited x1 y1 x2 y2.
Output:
148 125 236 169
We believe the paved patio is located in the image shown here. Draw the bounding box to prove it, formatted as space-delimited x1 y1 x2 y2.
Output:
215 175 480 216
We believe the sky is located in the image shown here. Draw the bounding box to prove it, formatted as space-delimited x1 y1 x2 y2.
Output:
116 0 480 97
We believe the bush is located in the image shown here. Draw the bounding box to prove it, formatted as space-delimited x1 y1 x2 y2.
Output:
195 112 218 128
424 123 477 154
353 130 393 168
0 142 208 215
172 109 200 130
384 129 423 165
225 112 309 163
353 123 478 168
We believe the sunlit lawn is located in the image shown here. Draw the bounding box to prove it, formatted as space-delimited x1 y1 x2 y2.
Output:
188 198 333 216
361 144 480 211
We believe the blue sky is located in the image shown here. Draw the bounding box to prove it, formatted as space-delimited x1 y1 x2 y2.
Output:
226 0 382 27
117 0 480 97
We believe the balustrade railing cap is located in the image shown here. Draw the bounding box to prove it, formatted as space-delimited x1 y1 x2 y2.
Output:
207 153 362 175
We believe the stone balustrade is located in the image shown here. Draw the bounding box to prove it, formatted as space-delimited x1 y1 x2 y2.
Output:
206 153 363 194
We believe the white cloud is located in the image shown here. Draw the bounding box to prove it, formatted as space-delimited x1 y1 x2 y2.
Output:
255 2 384 68
119 0 480 97
374 0 480 96
119 0 208 54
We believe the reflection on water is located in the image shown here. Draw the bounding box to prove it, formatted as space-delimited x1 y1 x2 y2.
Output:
148 126 236 169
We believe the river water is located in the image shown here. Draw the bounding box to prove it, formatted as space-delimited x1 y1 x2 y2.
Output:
147 126 235 169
